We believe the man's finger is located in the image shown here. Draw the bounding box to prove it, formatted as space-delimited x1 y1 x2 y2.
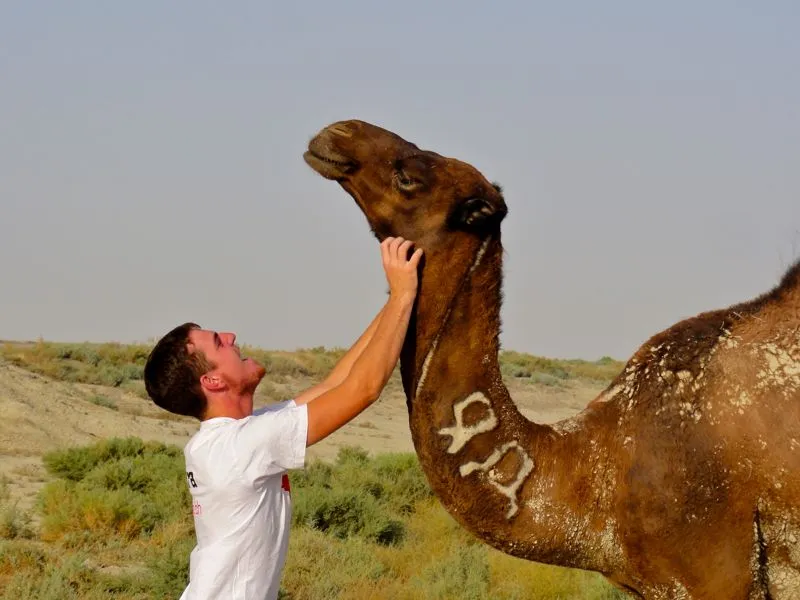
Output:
408 247 424 268
389 237 404 257
397 239 414 260
381 239 393 265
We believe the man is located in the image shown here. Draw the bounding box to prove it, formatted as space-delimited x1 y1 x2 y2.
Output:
143 236 423 600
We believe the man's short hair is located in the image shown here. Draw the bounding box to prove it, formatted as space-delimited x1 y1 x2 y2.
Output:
144 322 213 420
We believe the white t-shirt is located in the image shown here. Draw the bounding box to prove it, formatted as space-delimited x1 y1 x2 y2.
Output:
178 399 308 600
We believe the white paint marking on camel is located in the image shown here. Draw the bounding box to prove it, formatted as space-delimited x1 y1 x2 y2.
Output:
423 235 536 520
649 581 691 599
415 238 491 399
415 333 440 398
468 237 491 274
459 441 535 519
759 510 800 598
438 392 499 454
756 342 800 394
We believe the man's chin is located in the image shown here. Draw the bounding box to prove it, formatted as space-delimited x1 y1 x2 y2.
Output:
242 356 267 377
246 358 266 381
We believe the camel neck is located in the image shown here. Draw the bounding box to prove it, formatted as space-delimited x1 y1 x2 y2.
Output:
400 235 620 573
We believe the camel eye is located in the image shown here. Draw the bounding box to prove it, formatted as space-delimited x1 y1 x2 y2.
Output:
394 169 422 194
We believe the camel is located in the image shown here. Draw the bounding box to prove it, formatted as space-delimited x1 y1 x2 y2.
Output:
302 119 800 599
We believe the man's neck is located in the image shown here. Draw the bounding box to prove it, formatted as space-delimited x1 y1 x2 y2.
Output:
202 391 254 421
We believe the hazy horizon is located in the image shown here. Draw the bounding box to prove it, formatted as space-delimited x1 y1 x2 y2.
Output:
2 2 798 361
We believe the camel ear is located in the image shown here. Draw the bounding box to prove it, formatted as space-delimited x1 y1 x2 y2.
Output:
449 197 507 231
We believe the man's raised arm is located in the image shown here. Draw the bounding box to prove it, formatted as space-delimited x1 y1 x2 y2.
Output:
304 237 422 446
292 304 385 406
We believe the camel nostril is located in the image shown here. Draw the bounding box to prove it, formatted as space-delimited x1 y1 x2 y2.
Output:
327 123 354 138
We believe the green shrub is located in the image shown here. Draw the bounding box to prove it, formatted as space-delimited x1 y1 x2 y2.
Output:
530 372 564 387
38 438 188 543
88 394 117 410
0 341 151 389
281 527 389 599
0 549 91 600
498 350 623 383
293 487 404 544
291 446 431 546
410 542 490 600
42 438 180 482
144 534 195 598
39 479 164 541
0 478 34 540
0 503 34 540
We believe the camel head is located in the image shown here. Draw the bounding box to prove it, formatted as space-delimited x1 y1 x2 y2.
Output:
303 119 508 253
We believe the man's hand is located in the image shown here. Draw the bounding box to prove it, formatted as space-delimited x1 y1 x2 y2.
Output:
381 237 423 301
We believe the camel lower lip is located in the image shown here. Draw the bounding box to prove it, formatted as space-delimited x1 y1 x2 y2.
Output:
306 149 351 166
303 149 356 178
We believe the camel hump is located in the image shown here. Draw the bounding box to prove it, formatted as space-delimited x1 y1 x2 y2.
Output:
596 258 800 412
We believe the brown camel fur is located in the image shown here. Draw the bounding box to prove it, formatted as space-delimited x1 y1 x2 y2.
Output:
302 119 800 599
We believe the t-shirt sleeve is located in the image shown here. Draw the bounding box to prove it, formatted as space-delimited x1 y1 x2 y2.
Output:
233 400 308 484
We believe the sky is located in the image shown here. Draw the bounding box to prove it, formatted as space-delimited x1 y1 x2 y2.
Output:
1 1 798 361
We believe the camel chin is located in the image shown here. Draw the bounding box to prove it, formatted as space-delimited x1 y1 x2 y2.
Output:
302 148 356 180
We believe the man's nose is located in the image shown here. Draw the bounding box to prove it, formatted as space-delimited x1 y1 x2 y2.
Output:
222 332 236 345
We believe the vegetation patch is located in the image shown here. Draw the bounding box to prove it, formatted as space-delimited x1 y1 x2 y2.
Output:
498 350 623 383
291 447 433 546
1 341 624 395
88 394 118 410
0 478 34 541
0 437 629 599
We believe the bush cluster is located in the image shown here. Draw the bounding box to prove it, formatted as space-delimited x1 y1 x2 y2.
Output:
0 438 629 599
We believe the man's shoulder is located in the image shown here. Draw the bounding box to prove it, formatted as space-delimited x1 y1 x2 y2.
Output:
251 399 297 417
187 401 301 453
183 419 236 459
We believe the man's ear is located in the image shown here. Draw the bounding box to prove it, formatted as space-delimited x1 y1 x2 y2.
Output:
448 196 508 232
200 372 226 393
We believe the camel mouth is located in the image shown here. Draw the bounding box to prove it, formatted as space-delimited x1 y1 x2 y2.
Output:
303 148 357 180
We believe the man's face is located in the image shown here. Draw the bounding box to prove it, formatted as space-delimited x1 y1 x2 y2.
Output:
187 328 265 394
